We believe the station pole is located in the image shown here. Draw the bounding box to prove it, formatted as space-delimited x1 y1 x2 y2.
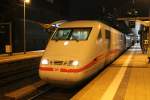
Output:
9 23 12 55
23 0 30 54
147 8 150 62
23 1 26 54
149 8 150 47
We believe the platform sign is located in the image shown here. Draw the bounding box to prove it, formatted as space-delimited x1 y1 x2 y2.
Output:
0 24 10 44
0 23 12 54
5 45 12 53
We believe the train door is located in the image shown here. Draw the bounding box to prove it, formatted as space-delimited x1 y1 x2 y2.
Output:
122 34 126 50
94 27 106 70
104 29 111 64
105 30 111 50
97 29 102 47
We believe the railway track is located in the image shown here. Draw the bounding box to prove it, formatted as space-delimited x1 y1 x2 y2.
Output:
27 85 53 100
33 86 82 100
5 80 49 100
0 58 41 87
4 79 85 100
0 57 42 99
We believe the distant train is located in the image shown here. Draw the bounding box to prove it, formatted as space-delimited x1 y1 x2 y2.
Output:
39 20 132 86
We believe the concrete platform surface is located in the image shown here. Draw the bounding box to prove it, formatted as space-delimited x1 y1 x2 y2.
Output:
0 50 44 63
71 44 150 100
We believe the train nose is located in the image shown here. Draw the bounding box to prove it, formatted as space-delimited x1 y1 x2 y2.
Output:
39 68 85 86
39 58 84 85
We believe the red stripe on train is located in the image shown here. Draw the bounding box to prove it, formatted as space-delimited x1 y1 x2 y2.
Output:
39 57 97 73
39 49 119 73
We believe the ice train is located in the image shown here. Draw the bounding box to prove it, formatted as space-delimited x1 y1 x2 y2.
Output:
39 20 131 86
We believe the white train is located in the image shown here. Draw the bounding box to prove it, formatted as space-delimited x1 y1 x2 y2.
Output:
39 20 131 86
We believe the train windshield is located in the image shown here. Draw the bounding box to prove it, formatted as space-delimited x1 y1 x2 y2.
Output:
52 28 92 40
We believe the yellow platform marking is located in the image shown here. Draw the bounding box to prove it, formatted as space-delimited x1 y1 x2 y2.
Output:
100 49 135 100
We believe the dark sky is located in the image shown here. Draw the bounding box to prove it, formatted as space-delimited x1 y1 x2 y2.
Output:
68 0 150 19
0 0 149 22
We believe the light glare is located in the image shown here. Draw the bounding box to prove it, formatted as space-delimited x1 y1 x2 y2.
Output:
72 60 79 66
24 0 30 3
64 41 69 46
41 59 49 65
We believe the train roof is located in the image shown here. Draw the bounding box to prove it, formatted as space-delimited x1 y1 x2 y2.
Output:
59 20 123 34
60 20 101 28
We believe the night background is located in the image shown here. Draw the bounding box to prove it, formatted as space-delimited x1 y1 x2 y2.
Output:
1 0 150 22
0 0 150 53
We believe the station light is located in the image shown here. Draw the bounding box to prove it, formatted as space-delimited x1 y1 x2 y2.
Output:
24 0 30 4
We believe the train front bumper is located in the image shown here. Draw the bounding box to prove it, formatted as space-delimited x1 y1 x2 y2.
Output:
39 67 86 86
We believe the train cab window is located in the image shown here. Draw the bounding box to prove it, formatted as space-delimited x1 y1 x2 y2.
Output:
71 28 91 40
52 29 71 40
52 28 91 40
105 30 111 49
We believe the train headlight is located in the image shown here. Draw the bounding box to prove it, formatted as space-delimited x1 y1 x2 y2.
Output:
41 59 49 65
71 60 79 66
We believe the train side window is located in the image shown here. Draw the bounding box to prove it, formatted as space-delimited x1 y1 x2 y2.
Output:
105 30 111 49
106 30 110 39
97 30 102 40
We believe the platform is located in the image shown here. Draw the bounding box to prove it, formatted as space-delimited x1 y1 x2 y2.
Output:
71 43 150 100
0 50 44 63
